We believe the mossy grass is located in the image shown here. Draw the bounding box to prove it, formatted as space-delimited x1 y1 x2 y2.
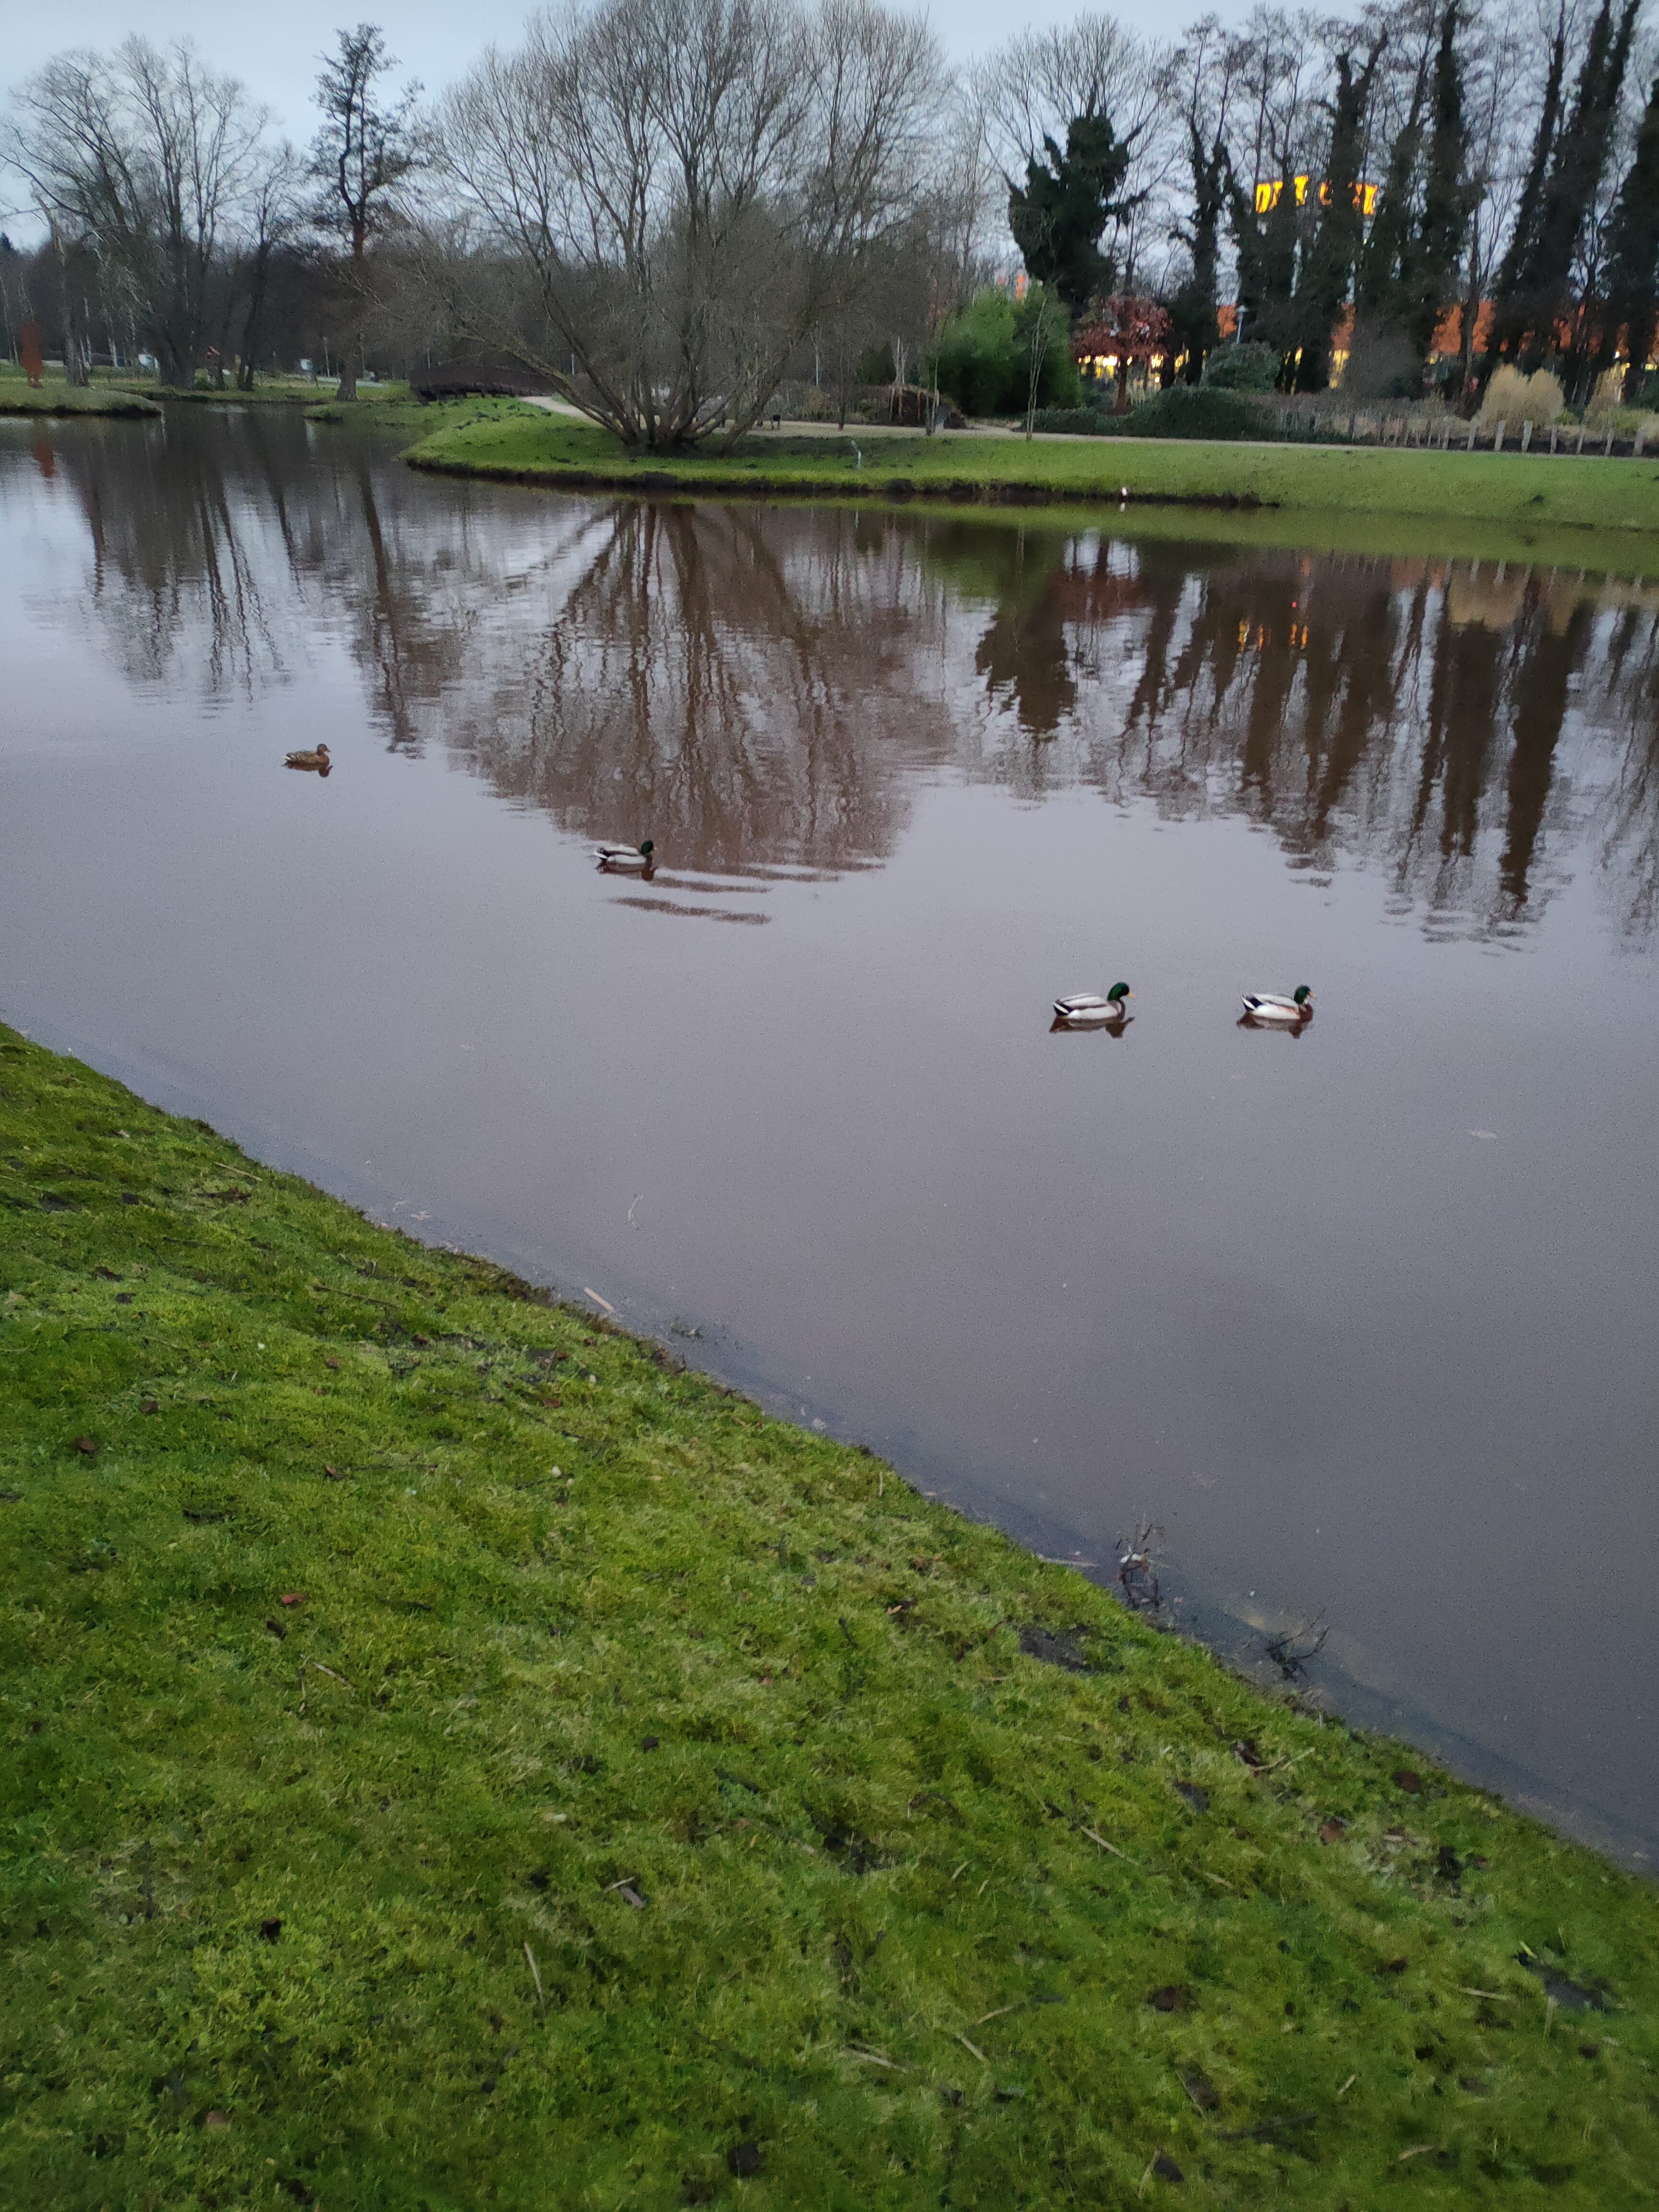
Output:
403 410 1659 567
0 373 160 419
3 1019 1658 2209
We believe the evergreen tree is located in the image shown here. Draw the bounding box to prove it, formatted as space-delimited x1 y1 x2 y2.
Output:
1356 46 1430 330
1170 121 1226 383
1295 41 1383 389
1403 3 1477 366
1008 114 1135 320
1222 139 1303 375
1491 5 1566 360
1492 0 1640 370
1596 75 1659 398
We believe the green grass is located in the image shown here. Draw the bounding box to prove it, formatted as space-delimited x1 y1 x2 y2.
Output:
306 390 523 433
403 410 1659 566
109 375 413 409
4 1019 1659 2211
0 374 160 420
0 371 413 415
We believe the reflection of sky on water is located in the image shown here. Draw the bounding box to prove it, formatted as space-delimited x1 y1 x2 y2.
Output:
13 408 1659 939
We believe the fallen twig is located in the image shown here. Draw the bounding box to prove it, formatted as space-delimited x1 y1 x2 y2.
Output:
524 1941 545 2014
1264 1613 1329 1680
957 2033 989 2065
1082 1827 1136 1863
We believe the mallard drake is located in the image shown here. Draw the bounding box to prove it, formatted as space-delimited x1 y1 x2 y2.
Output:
284 743 331 771
594 839 655 872
1241 986 1314 1022
1054 981 1132 1023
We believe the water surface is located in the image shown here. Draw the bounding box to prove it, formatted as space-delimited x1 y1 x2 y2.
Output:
4 408 1657 1860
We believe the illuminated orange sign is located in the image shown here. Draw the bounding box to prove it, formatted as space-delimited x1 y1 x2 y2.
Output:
1254 175 1378 216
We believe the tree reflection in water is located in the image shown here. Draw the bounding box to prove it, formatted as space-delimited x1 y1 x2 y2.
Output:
26 407 1659 934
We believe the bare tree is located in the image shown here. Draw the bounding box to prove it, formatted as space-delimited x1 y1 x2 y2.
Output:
309 24 423 398
234 145 304 386
7 38 266 385
433 0 943 452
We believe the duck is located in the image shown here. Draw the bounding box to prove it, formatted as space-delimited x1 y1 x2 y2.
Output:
1054 980 1132 1024
594 839 655 872
1241 985 1314 1023
284 743 331 771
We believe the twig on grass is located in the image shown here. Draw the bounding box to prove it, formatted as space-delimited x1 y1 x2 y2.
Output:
957 2033 989 2064
1082 1827 1137 1863
524 1941 545 2014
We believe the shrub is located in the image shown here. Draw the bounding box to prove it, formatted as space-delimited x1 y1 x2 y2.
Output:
1585 366 1625 425
1202 342 1279 393
1477 364 1563 428
1029 406 1117 433
1341 325 1421 399
928 287 1080 417
1033 385 1271 441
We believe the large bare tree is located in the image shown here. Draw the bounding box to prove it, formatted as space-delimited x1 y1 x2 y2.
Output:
7 38 266 386
433 0 943 451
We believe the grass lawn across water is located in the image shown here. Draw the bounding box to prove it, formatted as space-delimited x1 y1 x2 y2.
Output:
402 409 1659 566
4 1023 1659 2209
0 374 160 419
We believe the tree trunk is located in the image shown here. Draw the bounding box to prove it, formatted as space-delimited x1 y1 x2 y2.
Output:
54 232 89 387
239 248 271 391
336 336 361 401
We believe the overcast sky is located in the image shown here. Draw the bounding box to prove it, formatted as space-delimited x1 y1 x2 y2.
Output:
4 0 1253 185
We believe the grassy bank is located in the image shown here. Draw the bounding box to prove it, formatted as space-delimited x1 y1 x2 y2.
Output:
0 375 160 420
4 1022 1658 2211
403 410 1659 554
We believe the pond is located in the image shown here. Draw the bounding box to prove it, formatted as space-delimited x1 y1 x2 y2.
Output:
4 406 1657 1862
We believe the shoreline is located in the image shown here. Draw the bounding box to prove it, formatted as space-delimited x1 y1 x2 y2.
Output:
397 408 1659 575
5 1015 1659 2204
0 383 161 419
